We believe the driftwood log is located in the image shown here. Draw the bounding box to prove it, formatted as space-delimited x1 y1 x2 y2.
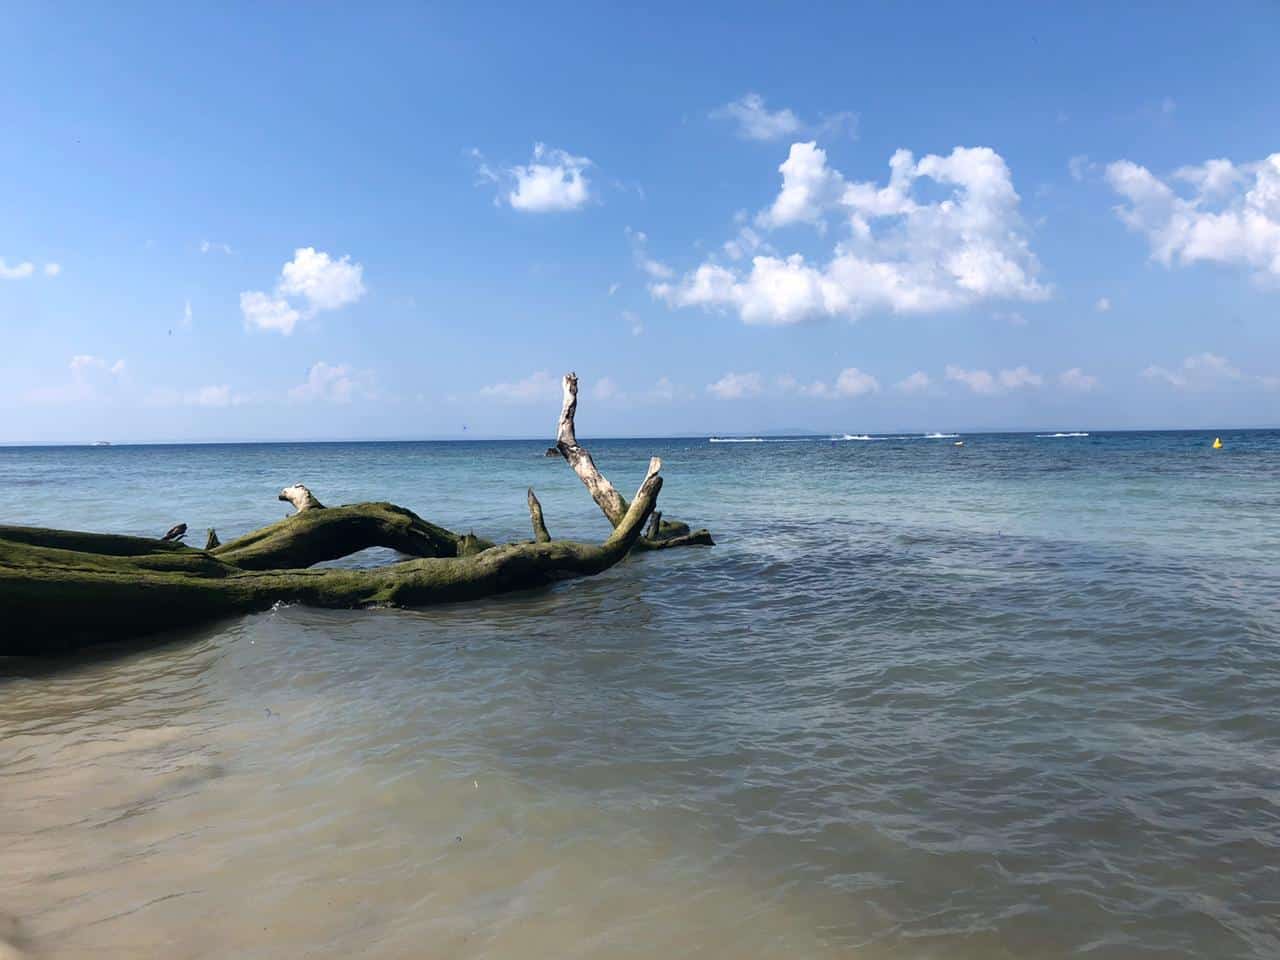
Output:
0 460 663 655
0 374 712 656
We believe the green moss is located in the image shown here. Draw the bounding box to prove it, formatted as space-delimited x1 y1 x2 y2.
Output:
0 478 660 655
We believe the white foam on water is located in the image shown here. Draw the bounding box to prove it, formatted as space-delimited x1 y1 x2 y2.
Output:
1036 432 1089 438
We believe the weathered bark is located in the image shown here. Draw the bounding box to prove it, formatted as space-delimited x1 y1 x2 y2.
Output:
279 483 325 512
554 372 715 550
556 373 628 525
0 460 663 655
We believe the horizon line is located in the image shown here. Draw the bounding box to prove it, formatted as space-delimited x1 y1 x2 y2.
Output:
0 425 1273 448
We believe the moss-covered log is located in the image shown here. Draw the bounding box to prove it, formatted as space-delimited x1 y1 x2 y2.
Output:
0 460 664 655
555 373 715 550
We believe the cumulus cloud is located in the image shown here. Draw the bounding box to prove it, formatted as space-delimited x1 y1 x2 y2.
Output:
240 292 302 335
781 367 881 399
895 370 931 393
946 364 1043 395
712 93 857 142
1068 154 1098 182
241 247 365 335
44 263 61 277
1141 352 1245 389
1106 153 1280 280
147 384 245 408
654 142 1048 325
288 361 365 404
707 371 764 399
200 240 233 255
1059 368 1099 391
475 143 593 213
70 355 126 378
648 376 678 402
479 370 561 404
0 258 35 279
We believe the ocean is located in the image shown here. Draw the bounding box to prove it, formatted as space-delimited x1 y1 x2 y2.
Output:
2 431 1278 958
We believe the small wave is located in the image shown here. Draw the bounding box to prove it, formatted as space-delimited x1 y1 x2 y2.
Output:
1036 432 1089 438
924 432 960 439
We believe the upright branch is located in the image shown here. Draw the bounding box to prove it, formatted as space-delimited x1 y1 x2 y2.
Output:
553 372 714 550
556 373 628 525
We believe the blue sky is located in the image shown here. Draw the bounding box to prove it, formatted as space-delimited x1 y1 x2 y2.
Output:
1 2 1278 442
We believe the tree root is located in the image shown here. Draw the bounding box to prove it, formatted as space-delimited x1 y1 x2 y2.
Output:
0 460 663 655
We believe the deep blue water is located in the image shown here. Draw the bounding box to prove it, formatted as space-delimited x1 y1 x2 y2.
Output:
1 431 1278 958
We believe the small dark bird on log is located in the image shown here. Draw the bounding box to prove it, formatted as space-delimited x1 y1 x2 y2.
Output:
161 523 187 542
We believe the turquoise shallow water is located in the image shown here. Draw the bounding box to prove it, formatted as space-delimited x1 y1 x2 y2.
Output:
2 432 1278 958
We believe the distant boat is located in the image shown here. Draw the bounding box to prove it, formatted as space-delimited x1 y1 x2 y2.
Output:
91 441 111 447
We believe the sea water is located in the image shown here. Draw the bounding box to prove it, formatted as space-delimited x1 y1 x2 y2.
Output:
2 432 1277 958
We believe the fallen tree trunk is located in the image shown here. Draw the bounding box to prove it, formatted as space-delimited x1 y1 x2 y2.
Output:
0 460 663 655
555 373 714 550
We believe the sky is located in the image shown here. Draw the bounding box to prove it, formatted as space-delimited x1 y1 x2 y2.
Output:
1 2 1278 442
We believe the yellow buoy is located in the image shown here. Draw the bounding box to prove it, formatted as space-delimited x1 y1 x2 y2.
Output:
1212 437 1223 449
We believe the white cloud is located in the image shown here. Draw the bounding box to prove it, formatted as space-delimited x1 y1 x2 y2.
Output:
1142 352 1243 389
479 370 560 404
182 299 193 328
475 143 592 213
712 93 857 143
44 262 61 277
1095 296 1112 312
69 354 126 379
241 247 365 335
648 376 678 402
627 228 673 279
713 93 802 141
0 258 34 279
289 361 363 404
187 385 237 407
946 364 1042 395
277 247 365 311
778 367 881 399
833 367 880 397
593 377 620 401
707 371 764 399
895 370 931 393
1068 154 1097 182
240 291 301 334
654 143 1048 325
147 384 245 408
200 240 233 255
1059 368 1099 391
759 141 846 228
1106 153 1280 279
622 310 644 336
608 282 621 296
